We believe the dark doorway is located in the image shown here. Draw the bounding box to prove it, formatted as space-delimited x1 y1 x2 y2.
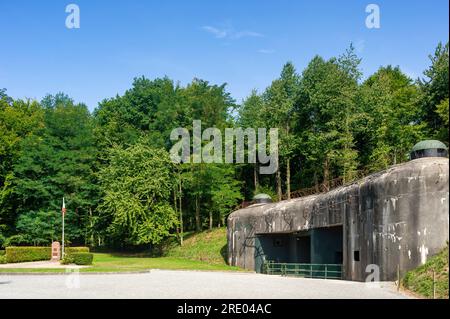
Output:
254 231 312 272
254 226 343 273
310 226 343 264
295 235 311 263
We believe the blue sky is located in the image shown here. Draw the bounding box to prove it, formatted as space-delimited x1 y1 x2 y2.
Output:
0 0 448 111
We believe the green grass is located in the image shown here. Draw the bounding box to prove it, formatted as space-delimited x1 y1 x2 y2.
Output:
402 245 449 299
0 228 243 273
165 227 228 265
0 268 66 273
0 253 241 273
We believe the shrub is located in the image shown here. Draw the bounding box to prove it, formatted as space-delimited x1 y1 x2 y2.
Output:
4 246 91 264
5 246 51 263
60 247 90 265
72 252 93 265
4 234 30 247
65 247 89 254
0 255 6 264
60 254 75 265
0 250 5 256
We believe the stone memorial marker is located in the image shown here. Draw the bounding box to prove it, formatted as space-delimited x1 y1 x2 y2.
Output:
51 241 61 261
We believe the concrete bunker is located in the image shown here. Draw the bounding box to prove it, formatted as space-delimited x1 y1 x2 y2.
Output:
227 156 449 281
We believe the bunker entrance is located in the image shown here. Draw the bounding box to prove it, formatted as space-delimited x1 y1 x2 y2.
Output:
255 226 343 276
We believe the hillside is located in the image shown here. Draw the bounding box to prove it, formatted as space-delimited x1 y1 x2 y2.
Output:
402 245 449 299
165 228 228 266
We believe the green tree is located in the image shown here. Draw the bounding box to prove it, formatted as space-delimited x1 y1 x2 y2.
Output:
177 78 236 231
419 42 449 142
14 210 62 246
98 143 178 246
238 90 265 195
210 165 243 227
261 62 300 200
9 93 98 245
180 78 235 130
436 98 449 128
295 50 360 190
359 66 426 171
0 95 44 233
94 76 184 151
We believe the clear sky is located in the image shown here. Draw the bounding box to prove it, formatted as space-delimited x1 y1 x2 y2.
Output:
0 0 448 111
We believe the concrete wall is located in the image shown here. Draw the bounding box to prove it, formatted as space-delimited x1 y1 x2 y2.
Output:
227 157 449 281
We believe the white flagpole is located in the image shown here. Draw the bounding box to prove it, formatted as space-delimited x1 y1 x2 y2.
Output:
62 197 65 258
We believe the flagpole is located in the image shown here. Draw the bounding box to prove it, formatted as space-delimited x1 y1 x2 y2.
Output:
62 197 65 259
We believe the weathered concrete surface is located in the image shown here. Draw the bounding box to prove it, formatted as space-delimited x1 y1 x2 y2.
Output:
228 157 449 281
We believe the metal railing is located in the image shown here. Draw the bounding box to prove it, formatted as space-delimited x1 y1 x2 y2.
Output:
264 261 343 280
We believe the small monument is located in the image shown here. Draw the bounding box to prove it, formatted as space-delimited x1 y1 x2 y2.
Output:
51 241 61 262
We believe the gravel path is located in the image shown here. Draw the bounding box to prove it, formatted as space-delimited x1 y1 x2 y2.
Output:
0 270 410 299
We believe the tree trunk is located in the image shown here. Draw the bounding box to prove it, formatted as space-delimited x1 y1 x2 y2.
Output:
89 207 94 247
276 167 282 201
174 189 179 239
254 163 259 191
323 156 330 192
179 177 183 246
195 195 201 232
314 172 320 193
286 158 291 200
209 210 213 230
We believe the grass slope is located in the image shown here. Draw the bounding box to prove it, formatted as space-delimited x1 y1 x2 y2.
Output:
165 228 228 265
402 245 449 299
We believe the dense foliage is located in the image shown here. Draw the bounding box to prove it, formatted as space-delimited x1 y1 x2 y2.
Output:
72 252 94 265
5 246 52 263
0 43 448 250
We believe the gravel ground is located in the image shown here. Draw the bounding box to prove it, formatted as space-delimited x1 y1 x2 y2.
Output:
0 270 410 299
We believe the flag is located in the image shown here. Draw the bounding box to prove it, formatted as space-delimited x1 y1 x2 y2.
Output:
62 197 66 216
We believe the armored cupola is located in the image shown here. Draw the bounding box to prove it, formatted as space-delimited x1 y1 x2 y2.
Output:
253 193 273 204
410 140 448 160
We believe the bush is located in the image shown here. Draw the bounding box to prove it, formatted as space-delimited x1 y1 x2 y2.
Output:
0 250 5 256
5 246 51 263
4 234 30 247
60 247 90 265
60 254 75 265
4 246 90 264
0 255 6 264
72 252 93 265
65 247 89 254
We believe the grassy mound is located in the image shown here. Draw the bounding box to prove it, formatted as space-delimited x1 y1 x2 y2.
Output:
165 228 228 265
402 245 449 299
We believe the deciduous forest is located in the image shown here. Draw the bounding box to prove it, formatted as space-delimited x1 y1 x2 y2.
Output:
0 43 448 250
